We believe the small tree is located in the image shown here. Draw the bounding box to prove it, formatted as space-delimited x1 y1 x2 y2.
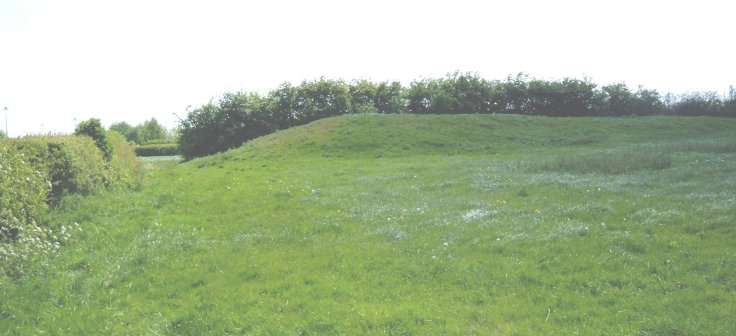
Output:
75 118 113 161
138 118 169 144
109 121 137 143
724 85 736 117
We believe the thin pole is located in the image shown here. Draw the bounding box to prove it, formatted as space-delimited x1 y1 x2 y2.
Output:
3 107 7 137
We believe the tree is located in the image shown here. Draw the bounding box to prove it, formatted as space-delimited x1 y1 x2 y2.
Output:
601 83 636 116
75 118 113 161
374 81 405 114
178 102 220 160
632 87 664 115
109 121 137 143
267 83 299 129
405 80 432 114
724 85 736 117
137 118 169 144
178 92 273 160
503 73 530 114
295 78 352 122
451 72 494 114
349 80 378 114
671 92 723 116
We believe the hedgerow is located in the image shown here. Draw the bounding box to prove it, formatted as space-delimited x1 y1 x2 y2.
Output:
0 141 50 238
135 143 180 157
106 131 144 189
0 130 142 278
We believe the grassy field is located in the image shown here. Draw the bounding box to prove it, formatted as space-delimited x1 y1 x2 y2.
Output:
2 114 735 334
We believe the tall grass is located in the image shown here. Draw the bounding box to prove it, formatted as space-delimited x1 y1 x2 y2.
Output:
520 149 672 175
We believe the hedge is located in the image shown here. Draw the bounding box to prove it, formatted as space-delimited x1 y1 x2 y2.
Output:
1 133 142 277
0 141 50 241
135 143 180 157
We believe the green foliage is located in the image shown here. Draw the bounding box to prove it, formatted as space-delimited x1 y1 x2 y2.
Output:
671 92 725 116
406 72 496 114
0 141 52 277
599 84 666 116
0 141 50 238
12 136 106 202
75 118 113 161
135 143 180 157
110 119 172 145
374 81 405 114
725 86 736 117
106 131 144 190
109 121 137 142
178 92 273 160
0 133 142 277
137 118 169 144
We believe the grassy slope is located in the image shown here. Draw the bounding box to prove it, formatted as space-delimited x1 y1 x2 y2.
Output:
2 114 735 334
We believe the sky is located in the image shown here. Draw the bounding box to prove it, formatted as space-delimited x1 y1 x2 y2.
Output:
1 0 734 137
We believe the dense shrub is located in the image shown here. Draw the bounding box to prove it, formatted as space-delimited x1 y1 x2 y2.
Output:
135 143 180 157
0 141 50 241
75 118 113 161
670 92 724 117
111 119 172 145
13 136 106 202
1 133 142 277
106 131 144 190
179 92 274 160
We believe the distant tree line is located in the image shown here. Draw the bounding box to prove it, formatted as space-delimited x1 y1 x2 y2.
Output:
178 72 736 159
109 118 173 145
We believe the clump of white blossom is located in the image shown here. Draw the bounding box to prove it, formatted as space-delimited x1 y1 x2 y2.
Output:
0 218 80 278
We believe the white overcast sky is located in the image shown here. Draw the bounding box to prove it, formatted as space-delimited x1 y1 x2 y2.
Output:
1 0 734 136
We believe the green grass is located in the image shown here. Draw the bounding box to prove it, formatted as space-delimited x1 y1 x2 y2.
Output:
2 114 735 334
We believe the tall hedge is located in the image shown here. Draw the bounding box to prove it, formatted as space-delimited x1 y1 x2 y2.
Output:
0 141 50 241
12 136 108 203
75 118 113 161
1 133 142 277
106 131 144 189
